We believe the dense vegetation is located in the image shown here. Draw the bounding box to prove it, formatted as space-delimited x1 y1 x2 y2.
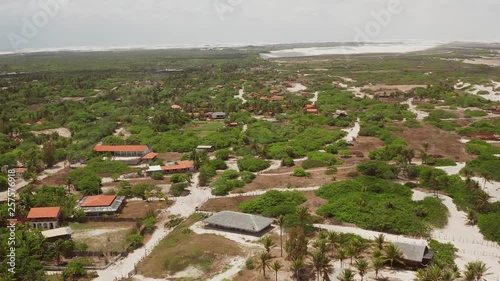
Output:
316 177 448 236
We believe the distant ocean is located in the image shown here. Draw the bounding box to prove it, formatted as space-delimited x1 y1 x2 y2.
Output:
0 41 444 56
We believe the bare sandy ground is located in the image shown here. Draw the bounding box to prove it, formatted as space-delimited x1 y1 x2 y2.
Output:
287 83 307 93
401 98 429 120
463 57 500 67
31 127 71 138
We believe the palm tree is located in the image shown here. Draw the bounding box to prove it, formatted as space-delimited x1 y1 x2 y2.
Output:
371 256 384 279
374 234 386 250
270 260 282 281
310 250 331 281
337 268 356 281
355 259 370 281
290 258 304 281
464 260 491 281
277 215 285 257
383 243 404 269
260 236 276 254
256 251 271 277
312 238 328 253
336 248 347 268
346 244 357 265
326 230 339 257
296 206 309 222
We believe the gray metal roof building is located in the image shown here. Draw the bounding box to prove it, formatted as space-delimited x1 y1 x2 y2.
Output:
204 211 273 233
394 242 434 266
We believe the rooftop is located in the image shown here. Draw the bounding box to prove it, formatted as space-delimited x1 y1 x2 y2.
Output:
81 195 117 207
204 211 274 233
142 152 158 160
162 161 194 171
42 227 73 239
77 196 126 213
394 242 433 263
27 207 61 219
94 145 148 152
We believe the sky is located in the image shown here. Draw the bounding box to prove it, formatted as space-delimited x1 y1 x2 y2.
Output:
0 0 499 52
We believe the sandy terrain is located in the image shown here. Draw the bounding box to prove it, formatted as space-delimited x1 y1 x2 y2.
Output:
463 57 500 67
309 91 319 104
31 127 71 138
234 84 248 104
342 118 360 142
466 81 500 102
393 125 472 162
401 98 429 120
287 83 307 93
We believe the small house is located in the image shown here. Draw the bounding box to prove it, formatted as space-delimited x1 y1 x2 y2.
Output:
394 242 434 267
146 161 195 175
42 227 73 242
13 167 27 178
211 112 227 119
197 145 214 152
93 145 150 157
27 207 61 229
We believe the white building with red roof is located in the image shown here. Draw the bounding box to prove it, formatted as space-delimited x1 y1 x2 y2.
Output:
27 207 61 229
146 161 195 175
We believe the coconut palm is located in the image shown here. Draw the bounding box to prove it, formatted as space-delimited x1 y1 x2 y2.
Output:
296 206 309 222
290 258 304 281
256 251 271 277
326 230 339 256
260 236 276 254
337 268 356 281
277 215 285 257
310 250 331 281
336 248 347 268
383 243 404 269
371 256 384 279
355 259 370 281
374 234 386 250
464 260 491 281
311 238 328 253
346 243 357 265
270 260 282 281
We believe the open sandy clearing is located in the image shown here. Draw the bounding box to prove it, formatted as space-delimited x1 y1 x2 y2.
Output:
287 83 307 93
31 127 71 138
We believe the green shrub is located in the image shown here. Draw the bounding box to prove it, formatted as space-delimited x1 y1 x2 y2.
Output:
477 213 500 243
429 158 456 167
292 168 310 177
356 160 397 179
281 156 295 167
126 234 144 250
171 183 188 196
221 169 239 180
428 239 458 267
464 110 487 118
240 171 256 183
245 258 255 270
151 172 164 180
237 156 270 172
215 149 230 160
239 190 306 216
325 166 338 175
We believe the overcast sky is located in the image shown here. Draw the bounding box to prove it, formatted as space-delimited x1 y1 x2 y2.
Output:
0 0 499 52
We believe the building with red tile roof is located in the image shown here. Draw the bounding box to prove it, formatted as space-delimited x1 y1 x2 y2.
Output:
93 145 150 157
77 195 126 217
270 96 284 101
27 207 61 229
306 108 319 114
146 161 195 175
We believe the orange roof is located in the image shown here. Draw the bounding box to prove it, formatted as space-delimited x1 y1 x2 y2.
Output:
161 161 194 171
81 195 117 207
171 104 182 109
270 96 284 101
300 91 310 95
304 104 315 109
229 122 238 126
27 207 60 219
306 109 319 113
14 167 27 173
142 152 158 160
94 145 148 152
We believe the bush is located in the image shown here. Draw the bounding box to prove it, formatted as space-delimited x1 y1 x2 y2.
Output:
126 234 144 250
210 158 228 170
464 110 487 118
143 216 156 234
215 149 230 161
171 183 188 196
281 156 295 167
237 156 270 172
239 190 306 216
151 172 164 180
356 160 397 179
211 178 245 196
292 168 310 177
240 171 256 183
428 239 458 267
245 258 255 270
477 213 500 243
429 158 456 167
325 166 337 175
221 169 239 180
